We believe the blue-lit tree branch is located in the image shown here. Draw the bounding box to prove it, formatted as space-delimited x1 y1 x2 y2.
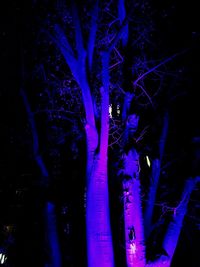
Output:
144 112 169 238
52 24 95 128
107 18 128 53
133 50 188 86
161 177 200 266
87 0 99 70
20 88 49 179
53 24 77 75
118 0 128 47
71 1 85 57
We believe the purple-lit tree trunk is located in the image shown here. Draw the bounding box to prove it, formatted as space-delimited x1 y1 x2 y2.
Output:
86 53 115 267
117 0 195 264
20 89 62 267
122 148 145 267
119 0 146 265
52 3 117 266
120 107 200 267
120 110 199 267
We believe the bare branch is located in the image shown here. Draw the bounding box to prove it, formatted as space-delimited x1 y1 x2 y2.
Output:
135 125 149 143
107 17 129 53
135 83 154 107
133 50 188 86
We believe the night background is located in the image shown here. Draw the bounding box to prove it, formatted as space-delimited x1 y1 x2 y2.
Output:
1 1 200 267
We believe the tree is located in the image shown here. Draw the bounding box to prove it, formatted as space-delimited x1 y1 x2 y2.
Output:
19 0 200 267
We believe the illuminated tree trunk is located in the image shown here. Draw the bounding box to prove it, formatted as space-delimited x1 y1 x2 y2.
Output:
85 102 114 267
86 52 114 267
86 156 114 267
122 149 145 267
53 6 115 265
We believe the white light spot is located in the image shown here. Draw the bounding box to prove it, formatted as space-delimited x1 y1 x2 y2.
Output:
146 155 151 167
117 104 120 115
130 243 136 254
109 104 112 118
0 253 7 264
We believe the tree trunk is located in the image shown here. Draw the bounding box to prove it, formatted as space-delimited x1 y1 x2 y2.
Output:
162 178 197 265
144 159 161 238
144 112 169 238
86 155 114 267
122 149 146 267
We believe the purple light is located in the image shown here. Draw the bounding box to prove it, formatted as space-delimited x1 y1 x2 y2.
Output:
86 157 114 267
122 149 145 267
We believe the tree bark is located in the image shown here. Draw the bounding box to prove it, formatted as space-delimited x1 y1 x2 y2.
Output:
122 149 145 267
86 156 114 267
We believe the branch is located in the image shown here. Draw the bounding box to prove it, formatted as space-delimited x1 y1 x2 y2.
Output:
144 113 169 238
135 125 149 143
135 83 154 107
20 88 49 179
71 1 85 57
162 177 200 262
122 92 134 121
133 50 188 86
109 48 124 70
146 178 200 267
53 24 77 72
108 17 129 53
109 132 123 147
87 0 99 70
118 0 128 47
52 21 95 127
